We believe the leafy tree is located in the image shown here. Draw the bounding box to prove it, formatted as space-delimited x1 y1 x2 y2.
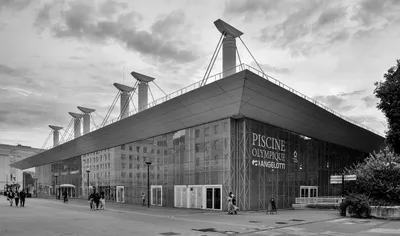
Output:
343 148 400 205
374 59 400 154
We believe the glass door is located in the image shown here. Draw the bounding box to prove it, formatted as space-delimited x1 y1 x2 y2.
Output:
151 185 162 206
116 186 124 203
205 186 222 210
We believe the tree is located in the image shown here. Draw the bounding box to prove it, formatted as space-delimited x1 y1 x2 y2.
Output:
343 148 400 205
374 59 400 154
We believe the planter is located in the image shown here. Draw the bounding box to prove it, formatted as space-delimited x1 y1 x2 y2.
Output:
370 206 400 220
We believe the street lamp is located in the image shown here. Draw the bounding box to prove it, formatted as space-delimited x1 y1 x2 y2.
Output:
145 161 152 208
34 177 38 198
86 167 90 197
54 175 59 199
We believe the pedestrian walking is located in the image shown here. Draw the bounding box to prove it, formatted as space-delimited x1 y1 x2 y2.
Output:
63 191 68 203
14 190 20 207
88 192 95 210
94 193 100 210
7 191 14 206
141 193 146 206
231 193 238 214
19 190 26 207
99 192 105 210
227 192 234 214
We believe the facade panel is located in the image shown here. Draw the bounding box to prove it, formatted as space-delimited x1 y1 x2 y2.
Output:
240 118 367 210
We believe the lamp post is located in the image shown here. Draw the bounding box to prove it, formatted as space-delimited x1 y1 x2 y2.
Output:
54 175 58 199
34 177 38 198
86 167 90 197
145 161 152 208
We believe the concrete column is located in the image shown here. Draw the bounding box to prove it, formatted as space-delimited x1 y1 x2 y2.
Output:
49 125 63 147
82 113 90 135
138 82 148 112
74 118 81 138
121 91 130 119
223 35 236 78
53 130 60 147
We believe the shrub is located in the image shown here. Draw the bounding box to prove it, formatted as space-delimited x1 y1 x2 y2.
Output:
339 194 371 218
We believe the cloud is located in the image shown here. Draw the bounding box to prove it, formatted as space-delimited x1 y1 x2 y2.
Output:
338 89 366 97
0 63 29 77
0 0 33 11
34 0 200 64
362 95 379 108
351 0 400 27
313 94 356 112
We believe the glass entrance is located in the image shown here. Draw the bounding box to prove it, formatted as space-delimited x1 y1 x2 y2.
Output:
151 185 162 206
300 186 318 203
205 186 222 210
116 186 124 203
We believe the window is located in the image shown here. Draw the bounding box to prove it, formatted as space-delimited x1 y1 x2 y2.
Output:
129 146 133 151
136 173 140 179
100 155 102 162
129 164 133 169
121 154 126 160
121 163 126 169
129 173 133 178
137 155 140 161
97 165 99 170
108 163 110 169
164 149 167 155
195 143 200 153
195 129 200 138
151 148 154 154
96 157 99 162
204 127 210 136
121 172 126 177
157 149 160 154
121 144 125 150
214 124 219 134
136 164 140 169
195 157 200 166
108 153 110 160
143 147 147 153
129 155 133 160
136 146 140 153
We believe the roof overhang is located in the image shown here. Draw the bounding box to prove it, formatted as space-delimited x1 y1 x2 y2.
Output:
11 70 384 169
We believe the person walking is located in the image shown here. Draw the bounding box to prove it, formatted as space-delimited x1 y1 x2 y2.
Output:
94 192 100 210
231 193 238 214
62 191 68 203
99 192 105 210
141 193 146 206
88 192 95 210
14 190 20 207
7 191 14 206
19 190 26 207
227 192 234 214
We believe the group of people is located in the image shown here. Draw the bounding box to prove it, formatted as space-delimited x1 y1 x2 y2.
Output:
4 190 27 207
88 192 105 210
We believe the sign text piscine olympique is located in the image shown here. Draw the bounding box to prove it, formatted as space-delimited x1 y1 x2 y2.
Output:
251 133 287 169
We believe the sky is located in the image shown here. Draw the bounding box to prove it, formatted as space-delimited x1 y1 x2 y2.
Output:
0 0 399 149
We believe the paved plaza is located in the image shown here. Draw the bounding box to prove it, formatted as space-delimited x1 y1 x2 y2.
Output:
0 197 399 236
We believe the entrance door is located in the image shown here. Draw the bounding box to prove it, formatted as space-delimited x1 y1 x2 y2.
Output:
204 185 222 210
300 186 318 203
116 186 124 203
151 185 162 206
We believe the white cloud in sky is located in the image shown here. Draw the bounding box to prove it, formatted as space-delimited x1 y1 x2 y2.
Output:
1 0 399 148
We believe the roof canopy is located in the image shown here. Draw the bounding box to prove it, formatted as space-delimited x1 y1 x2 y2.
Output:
11 70 384 169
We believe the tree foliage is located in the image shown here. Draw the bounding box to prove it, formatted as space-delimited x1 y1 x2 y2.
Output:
343 148 400 205
374 59 400 154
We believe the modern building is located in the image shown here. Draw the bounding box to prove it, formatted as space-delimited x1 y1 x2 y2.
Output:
0 144 41 192
12 20 384 210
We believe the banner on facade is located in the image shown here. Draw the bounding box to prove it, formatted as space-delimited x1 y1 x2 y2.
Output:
251 133 286 170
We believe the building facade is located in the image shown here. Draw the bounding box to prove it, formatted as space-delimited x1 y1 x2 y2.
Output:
50 117 367 210
0 144 40 192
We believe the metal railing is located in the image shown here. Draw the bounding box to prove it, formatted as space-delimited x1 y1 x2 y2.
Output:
295 196 343 204
54 63 382 144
